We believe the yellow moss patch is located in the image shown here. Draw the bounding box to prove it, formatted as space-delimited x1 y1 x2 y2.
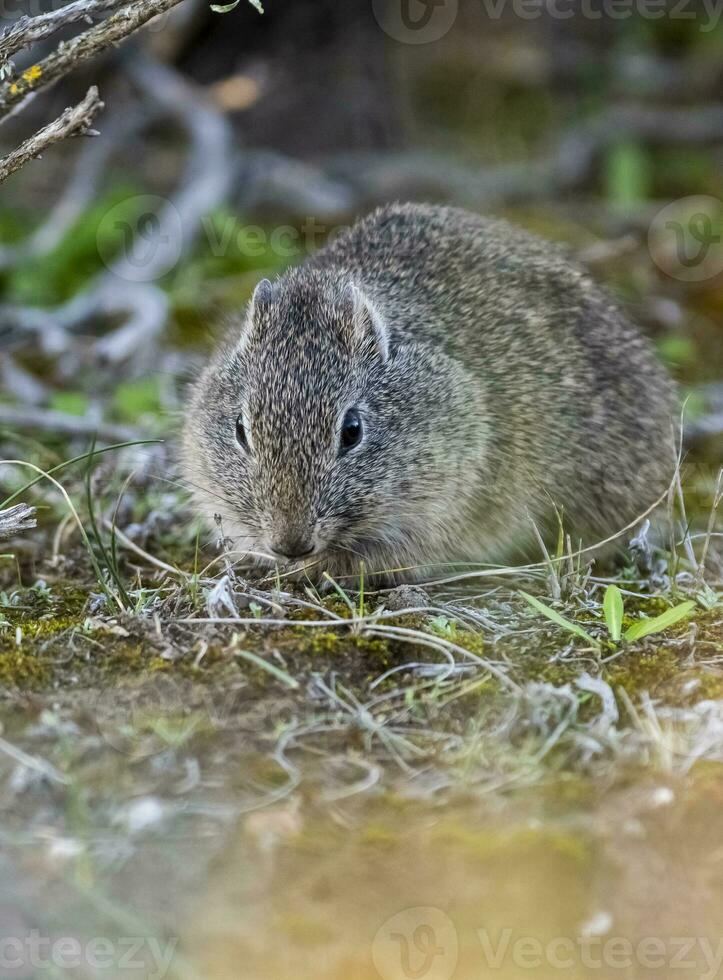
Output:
277 913 335 946
302 630 342 655
604 648 682 700
430 822 592 866
0 649 49 686
359 824 401 847
13 616 79 640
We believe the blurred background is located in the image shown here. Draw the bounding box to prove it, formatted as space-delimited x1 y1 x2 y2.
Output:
0 0 722 462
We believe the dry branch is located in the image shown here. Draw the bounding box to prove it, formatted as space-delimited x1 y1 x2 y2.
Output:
0 0 186 121
0 0 129 65
0 86 103 185
0 503 37 539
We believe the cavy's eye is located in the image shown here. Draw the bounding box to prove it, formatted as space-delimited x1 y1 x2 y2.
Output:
235 414 249 452
339 407 363 454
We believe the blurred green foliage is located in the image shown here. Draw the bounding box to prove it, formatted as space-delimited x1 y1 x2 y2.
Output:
112 378 163 422
604 141 651 208
0 186 141 306
49 392 90 417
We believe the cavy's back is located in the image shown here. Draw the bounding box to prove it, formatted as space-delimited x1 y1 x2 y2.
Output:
311 203 677 553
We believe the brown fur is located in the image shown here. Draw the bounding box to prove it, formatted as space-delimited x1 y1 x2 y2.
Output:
183 203 677 580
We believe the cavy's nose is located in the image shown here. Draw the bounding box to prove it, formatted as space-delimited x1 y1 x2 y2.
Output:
269 533 315 560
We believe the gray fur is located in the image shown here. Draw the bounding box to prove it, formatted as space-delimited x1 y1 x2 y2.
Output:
183 202 677 579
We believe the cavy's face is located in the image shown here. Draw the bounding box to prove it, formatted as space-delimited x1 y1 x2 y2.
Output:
184 271 423 578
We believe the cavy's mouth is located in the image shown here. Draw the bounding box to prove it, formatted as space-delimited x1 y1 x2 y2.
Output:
221 531 406 586
220 522 379 581
246 544 330 577
254 544 366 583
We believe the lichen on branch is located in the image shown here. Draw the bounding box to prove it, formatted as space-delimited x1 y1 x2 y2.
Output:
0 86 104 185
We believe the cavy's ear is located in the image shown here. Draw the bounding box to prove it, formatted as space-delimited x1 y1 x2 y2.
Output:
250 277 276 314
346 283 389 363
237 278 276 353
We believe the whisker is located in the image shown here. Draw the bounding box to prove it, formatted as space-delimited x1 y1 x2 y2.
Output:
149 472 243 514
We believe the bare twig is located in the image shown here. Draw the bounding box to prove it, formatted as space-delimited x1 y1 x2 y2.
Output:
0 0 186 121
685 413 723 443
0 735 68 785
0 0 129 65
0 502 37 539
0 86 103 185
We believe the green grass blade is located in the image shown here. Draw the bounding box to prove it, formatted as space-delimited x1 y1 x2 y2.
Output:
1 440 161 509
322 572 355 615
84 441 132 610
624 600 696 643
520 592 597 646
234 648 299 689
603 584 624 642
